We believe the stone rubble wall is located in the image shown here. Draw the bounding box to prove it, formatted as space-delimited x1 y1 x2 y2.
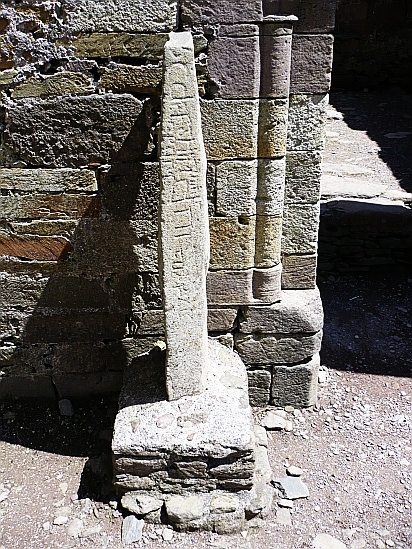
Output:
0 0 335 407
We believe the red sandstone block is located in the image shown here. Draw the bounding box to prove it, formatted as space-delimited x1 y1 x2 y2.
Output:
0 235 72 261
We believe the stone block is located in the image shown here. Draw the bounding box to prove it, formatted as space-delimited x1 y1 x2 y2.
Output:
0 69 18 86
256 158 285 216
281 254 317 290
206 163 216 216
63 0 178 33
5 94 145 168
216 160 257 217
290 35 334 94
181 0 263 28
206 269 254 306
21 312 126 344
281 203 320 255
207 309 238 332
100 162 159 222
247 369 271 407
234 331 322 365
0 168 97 193
254 215 282 268
207 34 260 98
53 371 124 398
129 311 165 336
0 194 101 223
200 99 259 160
53 343 107 374
71 219 158 273
252 265 282 303
287 94 328 151
258 99 288 158
239 287 323 334
285 151 322 204
271 354 320 407
99 65 163 94
73 33 168 59
209 217 256 270
263 1 336 32
9 221 78 239
0 235 72 261
11 72 94 98
260 28 292 98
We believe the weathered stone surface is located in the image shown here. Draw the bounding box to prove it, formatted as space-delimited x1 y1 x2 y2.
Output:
216 160 257 217
247 369 271 407
63 0 177 33
287 94 328 151
234 332 322 365
239 288 323 334
271 354 320 407
73 33 168 59
254 215 282 268
252 265 282 303
71 219 158 273
5 95 145 168
313 533 347 549
258 99 289 158
285 151 322 204
99 65 163 94
121 492 163 516
282 203 320 255
121 515 144 545
200 99 259 160
100 162 159 222
0 168 97 193
0 69 18 86
210 494 239 513
181 0 263 28
112 339 254 460
159 32 209 400
11 72 94 98
263 0 336 33
166 495 206 523
207 34 260 98
115 457 167 475
281 254 317 290
209 217 256 270
290 35 334 94
273 476 309 499
260 25 293 98
207 309 238 332
206 269 254 306
0 235 72 261
256 158 285 216
261 411 286 430
0 195 100 221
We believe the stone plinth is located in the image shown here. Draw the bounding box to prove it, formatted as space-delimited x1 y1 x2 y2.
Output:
112 339 272 532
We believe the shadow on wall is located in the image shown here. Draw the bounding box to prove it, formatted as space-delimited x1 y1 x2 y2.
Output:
328 91 412 194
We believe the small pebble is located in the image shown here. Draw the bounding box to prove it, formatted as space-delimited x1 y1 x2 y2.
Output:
162 528 174 541
286 466 303 477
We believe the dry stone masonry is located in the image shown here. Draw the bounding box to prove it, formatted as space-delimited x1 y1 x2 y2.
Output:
0 3 335 414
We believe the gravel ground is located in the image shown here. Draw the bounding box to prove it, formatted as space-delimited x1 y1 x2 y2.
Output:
0 92 411 549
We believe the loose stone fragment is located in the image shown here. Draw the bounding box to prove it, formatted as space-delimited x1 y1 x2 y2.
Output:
313 533 347 549
121 493 163 516
278 498 293 508
58 399 74 417
286 465 303 477
276 507 292 525
272 477 309 500
121 516 144 545
67 518 83 537
53 516 68 526
261 412 287 431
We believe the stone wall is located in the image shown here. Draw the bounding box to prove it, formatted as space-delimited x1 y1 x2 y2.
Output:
0 1 335 406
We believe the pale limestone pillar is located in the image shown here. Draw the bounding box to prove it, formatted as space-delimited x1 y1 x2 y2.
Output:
159 31 209 400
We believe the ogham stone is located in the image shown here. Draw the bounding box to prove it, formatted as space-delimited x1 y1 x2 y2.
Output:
159 32 209 400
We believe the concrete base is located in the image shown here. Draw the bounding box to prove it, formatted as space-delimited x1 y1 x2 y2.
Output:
112 339 273 532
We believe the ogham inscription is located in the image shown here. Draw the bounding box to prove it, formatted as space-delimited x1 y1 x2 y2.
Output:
159 32 209 401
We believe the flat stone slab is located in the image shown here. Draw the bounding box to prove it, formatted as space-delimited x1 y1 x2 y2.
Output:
272 477 309 500
112 339 254 460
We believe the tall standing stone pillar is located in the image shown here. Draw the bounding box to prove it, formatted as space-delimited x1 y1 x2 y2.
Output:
159 31 209 401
